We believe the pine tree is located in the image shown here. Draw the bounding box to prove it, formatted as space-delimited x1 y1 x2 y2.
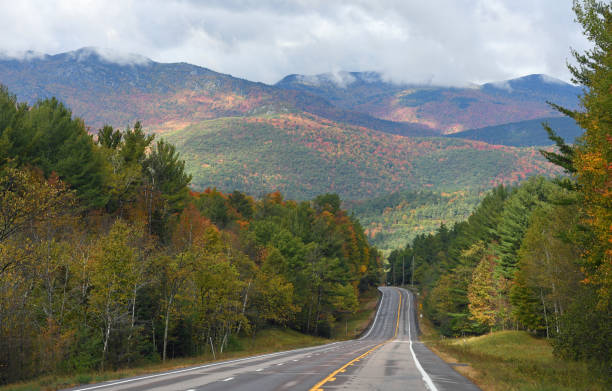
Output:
496 177 556 278
570 1 612 308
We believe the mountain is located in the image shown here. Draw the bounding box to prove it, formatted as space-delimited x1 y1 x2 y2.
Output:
446 116 583 147
164 111 561 200
276 72 582 134
0 47 566 200
0 47 570 251
0 48 434 137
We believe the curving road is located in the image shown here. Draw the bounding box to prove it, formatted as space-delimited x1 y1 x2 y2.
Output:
66 287 479 391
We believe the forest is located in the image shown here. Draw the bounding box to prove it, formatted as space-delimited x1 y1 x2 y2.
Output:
347 189 481 253
0 87 382 384
388 1 611 378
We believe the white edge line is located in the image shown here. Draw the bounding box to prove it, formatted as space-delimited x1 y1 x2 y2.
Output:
74 288 387 391
73 341 341 391
405 288 439 391
359 287 385 340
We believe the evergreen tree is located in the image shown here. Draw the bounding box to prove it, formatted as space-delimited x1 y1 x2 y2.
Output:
496 177 557 278
146 139 191 214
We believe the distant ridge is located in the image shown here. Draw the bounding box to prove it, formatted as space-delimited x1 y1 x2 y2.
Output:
277 71 582 133
447 116 583 147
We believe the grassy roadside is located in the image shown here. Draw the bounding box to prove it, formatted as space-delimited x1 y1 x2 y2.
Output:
2 288 381 391
0 328 329 391
418 307 608 390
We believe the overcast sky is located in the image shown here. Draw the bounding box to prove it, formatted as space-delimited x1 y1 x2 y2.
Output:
0 0 589 85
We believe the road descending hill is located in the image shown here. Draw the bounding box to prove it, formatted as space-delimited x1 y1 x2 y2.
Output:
64 288 479 391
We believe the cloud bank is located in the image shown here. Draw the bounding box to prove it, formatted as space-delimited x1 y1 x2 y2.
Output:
0 0 589 85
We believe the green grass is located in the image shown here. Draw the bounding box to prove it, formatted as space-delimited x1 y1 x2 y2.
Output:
422 330 608 391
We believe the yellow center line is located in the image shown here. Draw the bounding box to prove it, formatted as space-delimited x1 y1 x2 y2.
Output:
309 289 402 391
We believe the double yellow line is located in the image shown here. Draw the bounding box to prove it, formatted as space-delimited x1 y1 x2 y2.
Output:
309 289 402 391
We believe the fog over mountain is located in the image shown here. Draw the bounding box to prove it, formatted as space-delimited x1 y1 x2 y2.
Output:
0 47 581 136
0 0 589 85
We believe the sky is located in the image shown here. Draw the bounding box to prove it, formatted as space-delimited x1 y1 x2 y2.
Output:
0 0 589 86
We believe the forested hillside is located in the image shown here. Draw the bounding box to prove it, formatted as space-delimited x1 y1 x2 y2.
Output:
165 112 560 200
0 47 572 251
346 190 481 253
390 2 611 380
0 86 382 384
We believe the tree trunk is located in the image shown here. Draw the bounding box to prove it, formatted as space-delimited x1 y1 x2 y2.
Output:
102 317 111 371
220 330 228 354
209 336 216 360
151 319 156 353
314 287 322 335
162 295 173 362
236 280 251 336
127 285 137 363
540 288 549 339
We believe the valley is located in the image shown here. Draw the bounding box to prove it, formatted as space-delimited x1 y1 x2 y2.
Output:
0 48 580 251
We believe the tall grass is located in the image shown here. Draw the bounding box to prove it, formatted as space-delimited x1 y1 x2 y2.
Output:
425 330 608 391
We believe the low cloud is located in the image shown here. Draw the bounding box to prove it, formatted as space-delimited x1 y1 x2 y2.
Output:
0 0 590 85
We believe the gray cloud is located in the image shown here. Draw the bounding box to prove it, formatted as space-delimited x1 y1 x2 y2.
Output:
0 0 589 85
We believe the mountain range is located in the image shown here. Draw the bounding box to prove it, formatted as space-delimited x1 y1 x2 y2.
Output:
0 48 581 139
276 71 581 134
0 48 581 250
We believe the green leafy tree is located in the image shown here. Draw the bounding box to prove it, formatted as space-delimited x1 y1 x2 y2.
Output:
514 205 582 336
89 221 138 370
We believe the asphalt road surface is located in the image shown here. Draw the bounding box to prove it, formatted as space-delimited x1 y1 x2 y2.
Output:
66 287 479 391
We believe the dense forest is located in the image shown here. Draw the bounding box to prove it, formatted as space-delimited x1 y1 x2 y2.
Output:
389 0 611 378
166 114 558 201
0 86 382 384
347 190 481 253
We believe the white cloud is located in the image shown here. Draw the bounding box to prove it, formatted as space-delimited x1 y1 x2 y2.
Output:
540 74 568 84
489 80 513 92
0 0 590 85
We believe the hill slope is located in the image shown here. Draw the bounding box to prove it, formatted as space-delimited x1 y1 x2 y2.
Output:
165 112 561 200
446 116 583 147
276 72 582 134
346 190 482 253
0 48 570 252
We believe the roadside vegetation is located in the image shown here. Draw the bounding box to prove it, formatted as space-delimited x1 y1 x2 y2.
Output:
0 287 380 391
390 1 611 386
420 326 608 391
0 87 384 385
0 327 329 391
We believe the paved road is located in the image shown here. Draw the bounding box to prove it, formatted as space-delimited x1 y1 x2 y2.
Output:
67 287 479 391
